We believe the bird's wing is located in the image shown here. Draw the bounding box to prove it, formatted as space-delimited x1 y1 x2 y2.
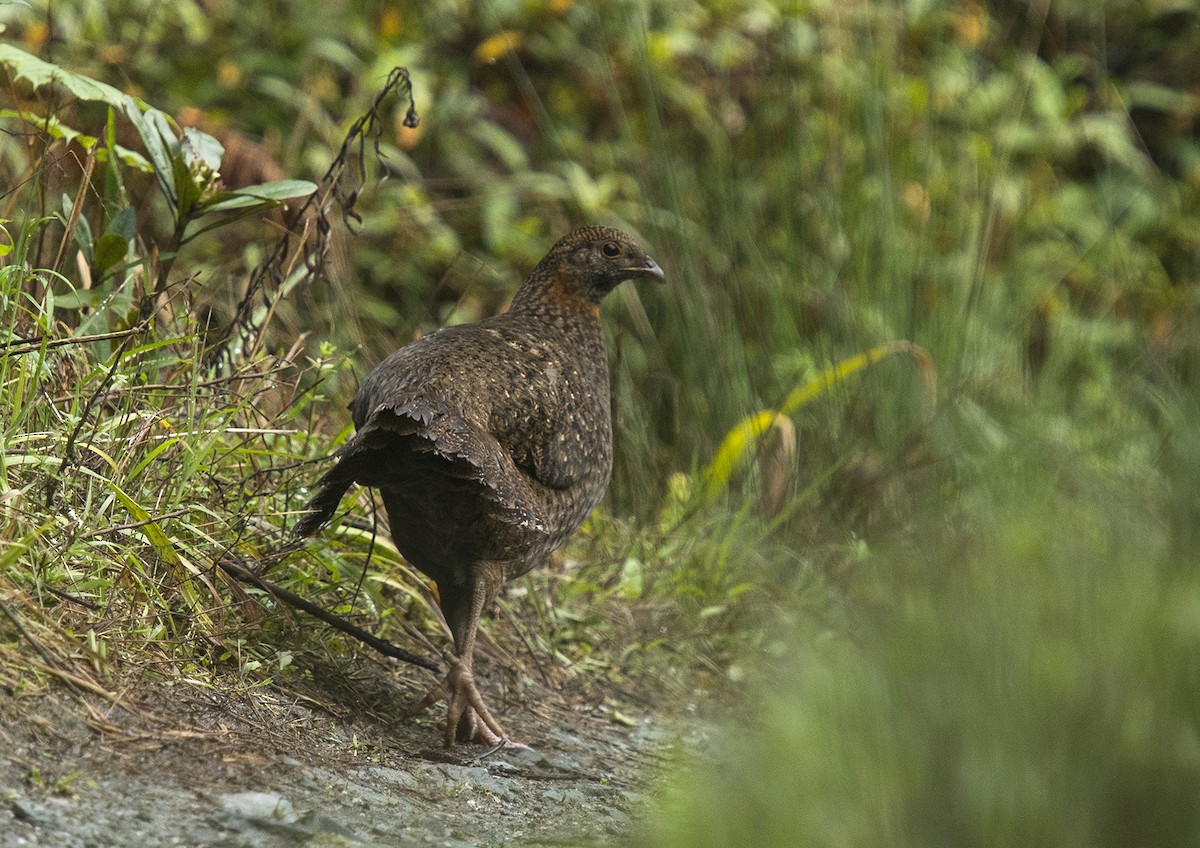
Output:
349 323 597 494
522 433 589 490
361 398 551 533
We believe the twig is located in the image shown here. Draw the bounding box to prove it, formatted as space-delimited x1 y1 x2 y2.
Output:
215 558 440 673
205 66 419 373
0 599 57 668
51 150 97 276
0 611 125 707
28 661 118 701
0 326 146 358
75 507 192 540
469 738 511 763
42 585 99 610
499 598 553 689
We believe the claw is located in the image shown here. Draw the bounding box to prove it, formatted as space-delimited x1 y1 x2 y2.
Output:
406 655 523 748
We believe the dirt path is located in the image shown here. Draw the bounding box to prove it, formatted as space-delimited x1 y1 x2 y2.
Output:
0 665 686 847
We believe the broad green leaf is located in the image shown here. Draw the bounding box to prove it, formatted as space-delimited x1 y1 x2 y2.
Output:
193 194 273 214
125 106 179 211
106 206 137 242
0 109 150 170
198 179 316 213
171 147 203 217
102 144 152 171
0 108 97 148
181 126 224 172
93 232 128 274
72 208 95 265
52 288 109 310
0 44 133 110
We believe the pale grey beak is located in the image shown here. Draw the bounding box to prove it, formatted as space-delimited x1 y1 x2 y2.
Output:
624 257 665 283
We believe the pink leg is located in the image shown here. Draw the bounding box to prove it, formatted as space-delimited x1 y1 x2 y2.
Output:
406 565 524 748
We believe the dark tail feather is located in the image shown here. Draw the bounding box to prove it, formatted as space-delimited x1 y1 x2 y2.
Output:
294 427 395 537
293 466 355 537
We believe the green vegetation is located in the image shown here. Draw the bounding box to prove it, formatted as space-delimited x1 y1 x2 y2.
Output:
2 0 1199 844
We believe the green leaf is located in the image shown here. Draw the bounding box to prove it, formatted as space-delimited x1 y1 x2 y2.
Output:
701 342 936 502
198 179 316 213
171 149 203 217
53 288 110 309
100 144 152 172
93 232 128 274
193 195 271 214
88 470 210 632
0 108 97 148
72 208 95 265
0 44 134 110
181 126 223 172
239 178 317 200
106 206 136 242
125 106 179 212
1123 80 1198 116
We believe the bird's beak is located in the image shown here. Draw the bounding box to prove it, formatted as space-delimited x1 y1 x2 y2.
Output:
623 257 666 284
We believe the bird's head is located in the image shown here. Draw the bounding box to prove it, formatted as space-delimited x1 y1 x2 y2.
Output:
515 226 665 314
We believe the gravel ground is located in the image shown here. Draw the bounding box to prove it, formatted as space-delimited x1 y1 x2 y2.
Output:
0 670 688 848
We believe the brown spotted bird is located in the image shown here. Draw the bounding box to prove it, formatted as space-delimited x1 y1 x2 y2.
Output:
295 226 664 747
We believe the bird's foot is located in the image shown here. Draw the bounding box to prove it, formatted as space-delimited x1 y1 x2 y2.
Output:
406 656 527 749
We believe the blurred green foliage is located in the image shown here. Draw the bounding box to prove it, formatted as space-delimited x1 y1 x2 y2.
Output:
5 0 1198 509
641 387 1200 846
3 0 1200 842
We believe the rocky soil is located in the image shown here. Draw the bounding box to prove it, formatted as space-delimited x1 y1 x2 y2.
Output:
0 658 691 848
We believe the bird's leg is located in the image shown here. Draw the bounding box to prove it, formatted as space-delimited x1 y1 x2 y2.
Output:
406 564 519 747
441 567 509 747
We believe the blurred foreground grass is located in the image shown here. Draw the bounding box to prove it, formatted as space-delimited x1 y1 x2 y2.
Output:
642 386 1200 846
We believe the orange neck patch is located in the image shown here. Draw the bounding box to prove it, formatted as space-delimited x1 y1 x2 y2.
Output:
541 263 600 317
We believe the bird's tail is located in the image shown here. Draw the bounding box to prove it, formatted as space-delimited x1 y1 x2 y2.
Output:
293 466 356 537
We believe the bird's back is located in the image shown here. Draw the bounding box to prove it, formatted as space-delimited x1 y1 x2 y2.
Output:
344 306 614 585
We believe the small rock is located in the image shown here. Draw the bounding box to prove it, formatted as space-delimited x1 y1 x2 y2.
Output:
468 772 514 801
219 791 298 824
494 745 548 767
580 782 621 797
543 752 584 772
295 810 354 837
10 798 43 824
543 787 588 806
546 729 587 747
362 765 422 791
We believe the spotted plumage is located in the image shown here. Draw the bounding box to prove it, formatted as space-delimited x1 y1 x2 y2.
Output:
295 226 664 746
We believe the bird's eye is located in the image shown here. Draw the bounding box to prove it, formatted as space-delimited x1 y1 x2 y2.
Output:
601 241 621 258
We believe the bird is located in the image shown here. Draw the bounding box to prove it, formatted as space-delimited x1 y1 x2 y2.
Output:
294 226 665 747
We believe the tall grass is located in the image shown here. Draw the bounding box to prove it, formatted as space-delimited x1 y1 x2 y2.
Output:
0 208 326 690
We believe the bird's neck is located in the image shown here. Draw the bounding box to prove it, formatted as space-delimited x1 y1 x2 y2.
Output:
509 262 603 323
